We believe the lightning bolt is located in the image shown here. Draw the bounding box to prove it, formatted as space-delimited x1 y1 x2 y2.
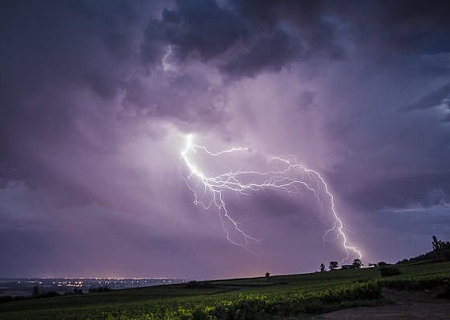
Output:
180 134 362 262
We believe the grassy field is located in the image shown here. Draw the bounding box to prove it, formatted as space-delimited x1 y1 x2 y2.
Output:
0 261 449 320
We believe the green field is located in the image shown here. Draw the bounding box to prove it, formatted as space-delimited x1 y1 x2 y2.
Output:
1 261 449 320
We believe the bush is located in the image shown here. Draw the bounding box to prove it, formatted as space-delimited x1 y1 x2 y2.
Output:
379 266 402 277
191 308 210 320
441 249 450 261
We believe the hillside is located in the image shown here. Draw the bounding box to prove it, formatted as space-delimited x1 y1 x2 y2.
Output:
0 261 449 320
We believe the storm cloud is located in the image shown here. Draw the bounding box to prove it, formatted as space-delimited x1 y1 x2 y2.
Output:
0 0 449 278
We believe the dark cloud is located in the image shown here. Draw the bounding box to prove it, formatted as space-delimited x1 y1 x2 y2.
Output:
160 0 248 61
141 0 450 79
0 0 146 179
220 28 298 77
370 0 450 54
323 0 450 57
142 0 344 78
230 0 343 58
346 173 450 211
1 0 450 277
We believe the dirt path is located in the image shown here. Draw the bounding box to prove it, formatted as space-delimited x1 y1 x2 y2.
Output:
322 288 450 320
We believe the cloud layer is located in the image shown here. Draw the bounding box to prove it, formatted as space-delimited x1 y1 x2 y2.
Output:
0 0 449 278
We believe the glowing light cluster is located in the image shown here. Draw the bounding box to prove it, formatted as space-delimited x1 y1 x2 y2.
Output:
180 134 362 261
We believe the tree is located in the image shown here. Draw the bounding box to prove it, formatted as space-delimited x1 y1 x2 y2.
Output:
352 258 363 269
320 263 326 272
378 261 388 267
265 272 270 278
432 235 441 251
329 261 338 270
432 236 450 261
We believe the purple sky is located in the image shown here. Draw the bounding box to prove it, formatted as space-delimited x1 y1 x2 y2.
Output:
1 0 449 279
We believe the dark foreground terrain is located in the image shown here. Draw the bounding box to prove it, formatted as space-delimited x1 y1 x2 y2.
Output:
0 261 449 320
322 288 450 320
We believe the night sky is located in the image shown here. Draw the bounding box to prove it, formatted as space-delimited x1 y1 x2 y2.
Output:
1 0 449 279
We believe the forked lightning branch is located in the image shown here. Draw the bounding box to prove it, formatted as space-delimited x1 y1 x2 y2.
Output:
180 134 362 262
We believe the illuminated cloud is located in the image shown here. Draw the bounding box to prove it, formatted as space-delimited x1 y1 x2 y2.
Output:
0 0 449 278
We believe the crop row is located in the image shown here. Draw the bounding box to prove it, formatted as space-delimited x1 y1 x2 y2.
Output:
2 272 449 320
0 282 381 320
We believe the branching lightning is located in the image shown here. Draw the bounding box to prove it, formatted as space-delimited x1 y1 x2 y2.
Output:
180 134 362 262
